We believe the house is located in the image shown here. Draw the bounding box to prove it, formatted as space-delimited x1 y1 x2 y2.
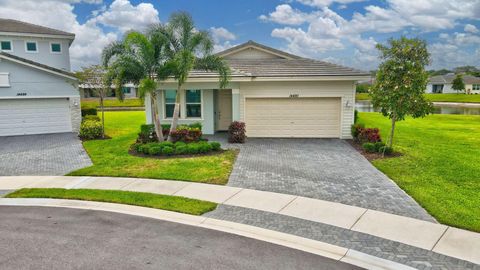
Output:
145 41 370 138
0 18 80 136
427 74 480 94
79 73 138 99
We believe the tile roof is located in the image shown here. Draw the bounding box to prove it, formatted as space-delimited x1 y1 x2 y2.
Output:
0 52 76 79
0 18 75 38
429 74 480 84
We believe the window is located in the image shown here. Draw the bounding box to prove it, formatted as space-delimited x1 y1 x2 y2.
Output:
122 87 131 94
164 90 177 118
50 43 61 53
25 41 37 52
432 84 444 93
186 90 202 118
0 73 10 87
473 84 480 91
0 41 12 52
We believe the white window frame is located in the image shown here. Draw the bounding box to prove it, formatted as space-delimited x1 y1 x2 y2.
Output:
0 72 10 87
163 89 177 119
473 84 480 91
25 41 38 53
0 40 13 52
185 89 203 119
49 42 62 54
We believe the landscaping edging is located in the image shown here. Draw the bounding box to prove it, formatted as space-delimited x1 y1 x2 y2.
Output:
128 148 235 160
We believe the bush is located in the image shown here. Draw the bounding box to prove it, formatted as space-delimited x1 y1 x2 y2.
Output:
159 141 174 149
81 107 97 117
83 115 100 122
189 122 202 129
356 83 370 93
186 143 200 154
79 120 103 140
169 127 202 143
137 124 157 143
148 146 162 155
161 146 174 156
210 142 221 151
379 146 393 155
175 145 188 155
374 141 386 152
175 141 187 148
354 109 358 124
362 142 377 153
357 128 381 143
351 123 365 139
228 121 246 143
198 142 212 153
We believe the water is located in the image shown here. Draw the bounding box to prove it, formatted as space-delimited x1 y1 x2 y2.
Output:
355 100 480 115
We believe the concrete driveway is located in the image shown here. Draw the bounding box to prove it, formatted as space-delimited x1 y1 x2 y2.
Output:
209 136 434 222
0 206 361 270
0 133 92 176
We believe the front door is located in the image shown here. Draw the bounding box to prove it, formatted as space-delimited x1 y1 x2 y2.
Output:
216 90 232 131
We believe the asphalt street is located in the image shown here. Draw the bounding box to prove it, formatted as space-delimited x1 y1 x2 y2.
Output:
0 206 362 270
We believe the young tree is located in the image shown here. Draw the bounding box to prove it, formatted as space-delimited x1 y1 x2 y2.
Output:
102 30 169 142
452 74 465 94
76 65 110 138
370 37 433 148
155 12 230 141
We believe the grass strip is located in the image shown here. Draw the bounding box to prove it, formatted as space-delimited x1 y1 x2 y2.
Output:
6 188 217 216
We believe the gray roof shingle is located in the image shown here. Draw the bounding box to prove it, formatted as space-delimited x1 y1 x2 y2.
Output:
430 74 480 84
0 18 75 38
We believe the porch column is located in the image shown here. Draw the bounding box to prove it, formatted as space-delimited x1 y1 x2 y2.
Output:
145 92 153 124
232 88 240 121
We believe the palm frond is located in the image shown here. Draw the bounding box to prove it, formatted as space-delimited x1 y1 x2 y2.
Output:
101 42 124 67
195 55 230 88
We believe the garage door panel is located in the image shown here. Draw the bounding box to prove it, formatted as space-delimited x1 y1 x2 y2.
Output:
0 99 72 136
245 97 341 138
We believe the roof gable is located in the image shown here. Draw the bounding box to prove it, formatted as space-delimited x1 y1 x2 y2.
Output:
0 18 75 39
217 40 302 60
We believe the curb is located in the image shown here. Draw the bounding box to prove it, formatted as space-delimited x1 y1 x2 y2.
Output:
0 198 416 270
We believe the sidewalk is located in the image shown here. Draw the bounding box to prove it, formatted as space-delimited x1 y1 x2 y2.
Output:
1 176 479 269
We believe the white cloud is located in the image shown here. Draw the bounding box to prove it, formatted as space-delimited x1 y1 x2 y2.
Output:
94 0 160 33
259 4 317 25
209 27 237 53
296 0 366 8
464 24 479 34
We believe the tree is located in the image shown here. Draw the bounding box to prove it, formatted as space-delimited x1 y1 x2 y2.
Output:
452 74 465 94
75 65 110 138
102 29 169 142
155 12 230 141
370 37 433 148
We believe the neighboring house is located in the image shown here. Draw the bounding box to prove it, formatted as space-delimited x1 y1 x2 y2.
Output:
79 74 138 98
427 74 480 94
145 41 370 138
0 18 80 136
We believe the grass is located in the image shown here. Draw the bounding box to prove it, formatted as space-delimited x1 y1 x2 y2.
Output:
358 112 480 232
356 93 480 103
6 188 217 215
81 98 144 108
68 111 237 185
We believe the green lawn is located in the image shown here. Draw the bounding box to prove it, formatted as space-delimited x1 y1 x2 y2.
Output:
359 112 480 232
356 93 480 103
81 98 144 108
68 111 237 185
6 188 216 215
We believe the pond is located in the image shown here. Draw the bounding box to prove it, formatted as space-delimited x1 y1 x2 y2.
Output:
355 101 480 115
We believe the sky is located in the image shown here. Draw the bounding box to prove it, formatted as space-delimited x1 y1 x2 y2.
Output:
1 0 479 71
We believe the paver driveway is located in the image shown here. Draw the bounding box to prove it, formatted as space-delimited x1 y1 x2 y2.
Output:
0 133 92 176
210 136 434 222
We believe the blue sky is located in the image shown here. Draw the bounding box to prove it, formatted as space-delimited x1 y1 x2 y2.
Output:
1 0 479 71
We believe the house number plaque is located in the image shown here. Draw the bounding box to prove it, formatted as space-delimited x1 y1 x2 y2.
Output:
289 94 299 98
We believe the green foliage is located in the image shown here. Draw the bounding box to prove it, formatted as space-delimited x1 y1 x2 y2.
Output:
188 122 203 129
356 83 370 93
210 142 221 151
159 141 175 149
175 145 188 155
378 146 393 155
362 142 377 153
79 120 103 140
374 141 386 152
370 36 433 147
161 146 174 155
148 146 162 155
83 115 100 122
186 143 200 154
136 140 221 156
354 109 359 123
452 74 465 93
351 123 365 138
81 107 98 117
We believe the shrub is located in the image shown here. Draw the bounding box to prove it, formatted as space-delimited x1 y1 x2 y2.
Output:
81 107 97 117
137 124 157 143
159 141 174 149
379 146 393 155
210 142 221 151
351 123 365 139
228 121 246 143
189 122 202 129
175 145 188 155
148 146 162 155
175 141 187 148
169 127 202 143
83 115 100 122
161 146 174 156
357 128 381 143
79 120 102 140
374 141 386 152
354 110 358 123
186 143 200 154
198 142 212 153
362 142 377 153
356 83 370 93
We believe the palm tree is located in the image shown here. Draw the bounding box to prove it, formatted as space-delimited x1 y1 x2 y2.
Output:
155 12 230 141
102 29 169 141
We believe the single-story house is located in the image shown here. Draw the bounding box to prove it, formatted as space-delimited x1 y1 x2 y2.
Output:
145 41 370 138
0 19 80 136
427 74 480 94
79 81 138 99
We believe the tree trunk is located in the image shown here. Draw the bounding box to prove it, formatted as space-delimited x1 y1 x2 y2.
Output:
151 92 164 142
167 84 182 142
388 115 396 148
100 96 105 139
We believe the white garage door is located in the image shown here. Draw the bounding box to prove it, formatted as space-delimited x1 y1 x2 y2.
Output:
0 98 72 136
245 97 341 138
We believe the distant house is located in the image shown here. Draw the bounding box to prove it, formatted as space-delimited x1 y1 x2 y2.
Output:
78 73 137 99
427 74 480 94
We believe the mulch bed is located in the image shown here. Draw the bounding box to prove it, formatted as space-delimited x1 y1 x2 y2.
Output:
80 135 112 142
346 140 402 161
128 148 233 160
